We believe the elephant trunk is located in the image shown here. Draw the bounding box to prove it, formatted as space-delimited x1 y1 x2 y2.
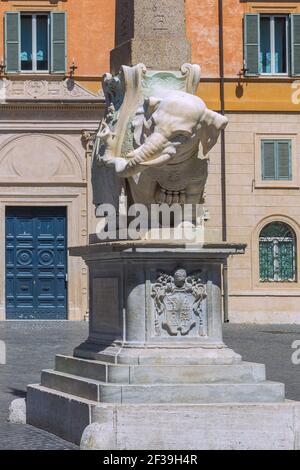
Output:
128 132 170 165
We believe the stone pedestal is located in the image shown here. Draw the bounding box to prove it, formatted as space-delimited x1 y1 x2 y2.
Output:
25 242 300 449
72 242 244 365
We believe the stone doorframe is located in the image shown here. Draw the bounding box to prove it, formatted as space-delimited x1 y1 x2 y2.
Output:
0 189 88 321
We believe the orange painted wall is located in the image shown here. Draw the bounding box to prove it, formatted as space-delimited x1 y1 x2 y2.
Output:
65 0 115 77
186 1 300 78
186 0 248 78
0 0 115 78
0 0 300 110
1 1 299 81
185 0 219 78
223 0 244 77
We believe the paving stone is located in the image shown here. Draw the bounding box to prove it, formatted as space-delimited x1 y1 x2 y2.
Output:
0 321 88 450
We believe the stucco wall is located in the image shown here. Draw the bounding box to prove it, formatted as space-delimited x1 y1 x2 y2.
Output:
214 113 300 323
0 103 102 320
0 0 115 79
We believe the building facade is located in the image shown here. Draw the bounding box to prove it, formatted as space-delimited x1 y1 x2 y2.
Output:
0 0 115 320
0 0 300 323
188 0 300 323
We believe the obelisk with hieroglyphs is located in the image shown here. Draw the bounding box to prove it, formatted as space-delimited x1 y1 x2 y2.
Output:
111 0 191 73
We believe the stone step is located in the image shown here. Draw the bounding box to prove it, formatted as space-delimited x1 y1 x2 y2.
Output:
42 370 101 402
91 346 242 365
55 355 266 385
41 369 285 404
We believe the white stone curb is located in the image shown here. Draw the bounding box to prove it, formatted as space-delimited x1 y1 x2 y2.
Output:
8 398 26 424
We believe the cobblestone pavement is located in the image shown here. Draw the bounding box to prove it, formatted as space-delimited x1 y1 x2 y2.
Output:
0 321 300 449
223 323 300 401
0 321 88 450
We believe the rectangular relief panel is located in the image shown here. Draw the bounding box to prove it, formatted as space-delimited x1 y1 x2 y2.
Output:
91 277 121 337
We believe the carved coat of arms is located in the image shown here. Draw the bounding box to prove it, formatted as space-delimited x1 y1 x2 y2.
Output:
151 269 207 337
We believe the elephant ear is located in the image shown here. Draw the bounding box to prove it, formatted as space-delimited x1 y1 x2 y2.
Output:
143 97 162 119
198 111 228 158
132 106 145 147
132 97 162 147
198 123 220 159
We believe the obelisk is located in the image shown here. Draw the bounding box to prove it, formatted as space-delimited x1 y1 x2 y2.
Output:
111 0 191 73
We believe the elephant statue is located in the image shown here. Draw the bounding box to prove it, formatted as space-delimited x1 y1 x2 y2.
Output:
96 89 228 207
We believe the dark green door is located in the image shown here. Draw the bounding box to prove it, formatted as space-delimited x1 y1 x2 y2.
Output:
6 207 67 319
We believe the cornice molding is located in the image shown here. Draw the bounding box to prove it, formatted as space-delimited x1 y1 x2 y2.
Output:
0 77 104 102
1 0 66 3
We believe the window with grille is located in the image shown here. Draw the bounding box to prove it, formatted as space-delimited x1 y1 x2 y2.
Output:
259 222 296 282
261 140 292 181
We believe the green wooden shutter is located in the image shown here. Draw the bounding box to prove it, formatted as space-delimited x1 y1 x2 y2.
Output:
51 12 67 73
262 141 276 180
5 12 20 73
277 141 291 180
291 14 300 76
244 13 260 76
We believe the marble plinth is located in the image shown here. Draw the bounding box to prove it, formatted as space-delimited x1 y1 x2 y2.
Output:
25 242 300 449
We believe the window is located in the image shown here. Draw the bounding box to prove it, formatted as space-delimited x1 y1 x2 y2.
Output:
21 14 49 72
5 11 67 74
261 140 292 181
244 13 300 76
260 16 288 74
259 222 296 282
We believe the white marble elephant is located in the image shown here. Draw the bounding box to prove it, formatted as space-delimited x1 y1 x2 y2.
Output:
96 89 228 206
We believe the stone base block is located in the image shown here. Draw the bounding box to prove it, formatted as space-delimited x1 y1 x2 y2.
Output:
55 355 267 384
27 385 92 445
40 370 284 404
36 354 284 405
27 385 300 449
88 401 300 450
26 243 294 449
74 344 243 365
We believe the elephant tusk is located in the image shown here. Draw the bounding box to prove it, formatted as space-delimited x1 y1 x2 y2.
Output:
139 153 173 167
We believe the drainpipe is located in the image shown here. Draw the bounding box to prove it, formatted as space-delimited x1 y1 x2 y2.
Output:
218 0 229 322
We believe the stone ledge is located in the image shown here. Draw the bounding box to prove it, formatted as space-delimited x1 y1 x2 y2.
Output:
70 241 247 260
55 354 266 384
40 368 284 404
26 384 300 449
